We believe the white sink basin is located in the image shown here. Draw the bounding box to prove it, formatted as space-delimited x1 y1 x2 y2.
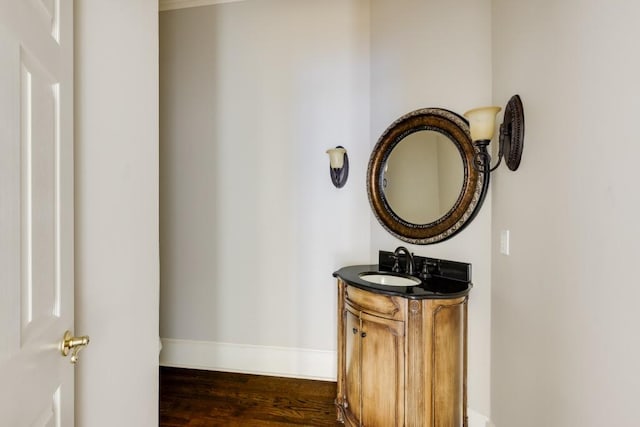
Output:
359 272 421 287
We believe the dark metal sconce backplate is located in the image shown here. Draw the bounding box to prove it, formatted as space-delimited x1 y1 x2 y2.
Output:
500 95 525 171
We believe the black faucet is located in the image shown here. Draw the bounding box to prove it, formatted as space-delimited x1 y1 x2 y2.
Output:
393 246 415 275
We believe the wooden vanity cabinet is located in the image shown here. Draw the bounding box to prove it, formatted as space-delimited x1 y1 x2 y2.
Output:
336 279 468 427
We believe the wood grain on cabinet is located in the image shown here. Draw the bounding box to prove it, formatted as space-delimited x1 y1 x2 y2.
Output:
336 279 468 427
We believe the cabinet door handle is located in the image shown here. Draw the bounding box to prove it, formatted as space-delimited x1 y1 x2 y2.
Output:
361 332 367 338
352 328 358 334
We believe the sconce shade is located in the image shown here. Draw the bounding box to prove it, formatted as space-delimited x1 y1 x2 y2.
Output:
463 106 501 141
326 147 347 169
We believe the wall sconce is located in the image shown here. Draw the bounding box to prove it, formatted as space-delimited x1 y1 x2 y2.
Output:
464 94 525 173
326 146 349 188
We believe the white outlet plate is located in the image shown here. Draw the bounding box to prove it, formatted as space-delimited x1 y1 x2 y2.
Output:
500 230 510 255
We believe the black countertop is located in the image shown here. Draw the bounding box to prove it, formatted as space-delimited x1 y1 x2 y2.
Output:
333 264 472 300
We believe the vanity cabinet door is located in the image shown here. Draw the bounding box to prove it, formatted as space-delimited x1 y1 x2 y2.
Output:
343 303 405 427
360 311 405 427
344 308 361 423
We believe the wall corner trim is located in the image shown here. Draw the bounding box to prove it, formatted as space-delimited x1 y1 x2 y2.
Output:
159 338 336 381
159 0 245 12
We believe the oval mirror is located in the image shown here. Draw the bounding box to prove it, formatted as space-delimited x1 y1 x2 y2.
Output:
367 108 487 244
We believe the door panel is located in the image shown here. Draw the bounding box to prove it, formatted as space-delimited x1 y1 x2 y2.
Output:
20 48 61 343
360 311 405 427
0 0 74 425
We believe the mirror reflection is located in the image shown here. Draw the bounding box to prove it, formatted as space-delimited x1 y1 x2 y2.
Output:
383 130 463 225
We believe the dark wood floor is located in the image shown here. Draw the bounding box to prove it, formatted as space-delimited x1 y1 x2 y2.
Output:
159 367 341 426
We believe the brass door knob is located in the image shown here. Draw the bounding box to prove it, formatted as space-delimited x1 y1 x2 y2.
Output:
60 330 90 364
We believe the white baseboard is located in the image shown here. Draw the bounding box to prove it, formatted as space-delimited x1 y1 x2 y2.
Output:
159 338 336 381
159 0 244 12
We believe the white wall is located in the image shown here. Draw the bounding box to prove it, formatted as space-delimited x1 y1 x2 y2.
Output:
159 0 371 377
75 1 159 425
491 0 640 425
369 0 493 418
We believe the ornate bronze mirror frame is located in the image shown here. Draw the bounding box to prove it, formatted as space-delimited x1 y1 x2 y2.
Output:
367 108 488 244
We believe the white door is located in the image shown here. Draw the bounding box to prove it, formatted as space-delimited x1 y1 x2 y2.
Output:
0 1 79 426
